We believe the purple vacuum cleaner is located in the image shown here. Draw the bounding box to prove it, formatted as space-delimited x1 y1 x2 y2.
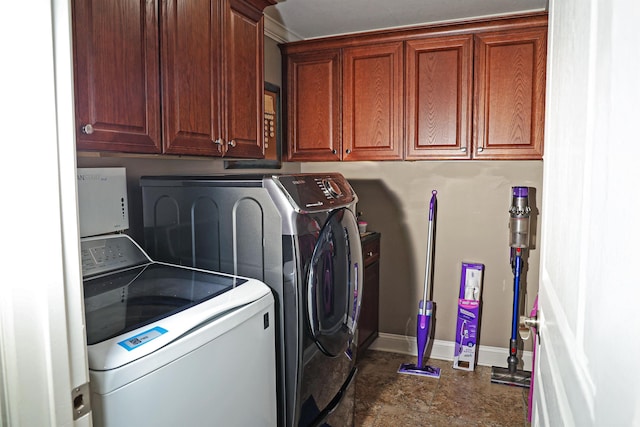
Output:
490 186 533 387
398 190 441 379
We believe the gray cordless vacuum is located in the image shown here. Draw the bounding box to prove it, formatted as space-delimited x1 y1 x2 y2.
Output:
491 187 533 388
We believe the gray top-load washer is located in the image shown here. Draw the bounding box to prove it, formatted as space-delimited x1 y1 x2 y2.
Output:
140 173 363 427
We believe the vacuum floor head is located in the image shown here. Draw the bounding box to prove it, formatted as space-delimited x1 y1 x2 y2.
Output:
490 366 531 388
398 363 441 379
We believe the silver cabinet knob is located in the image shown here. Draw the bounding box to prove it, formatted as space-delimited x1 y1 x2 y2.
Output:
460 146 467 152
214 138 223 145
228 139 237 148
345 149 351 154
81 124 94 135
477 146 484 153
332 149 337 155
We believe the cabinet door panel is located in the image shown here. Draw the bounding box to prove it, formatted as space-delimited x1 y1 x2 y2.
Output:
405 35 473 159
286 50 341 161
358 262 379 351
223 0 264 158
343 43 404 161
162 0 222 156
474 28 547 159
357 233 380 359
73 0 161 153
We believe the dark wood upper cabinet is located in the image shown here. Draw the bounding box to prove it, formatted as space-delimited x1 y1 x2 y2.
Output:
284 49 342 161
281 13 547 162
73 0 273 158
161 0 221 156
222 0 267 158
473 27 547 159
405 35 473 160
72 0 161 153
343 42 404 161
283 43 403 162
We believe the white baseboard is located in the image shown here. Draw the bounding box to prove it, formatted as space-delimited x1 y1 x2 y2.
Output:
369 332 533 371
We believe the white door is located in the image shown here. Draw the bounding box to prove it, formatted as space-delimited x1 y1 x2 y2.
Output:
534 0 640 425
0 1 92 426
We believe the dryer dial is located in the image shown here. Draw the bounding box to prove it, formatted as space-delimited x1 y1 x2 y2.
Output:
322 178 343 198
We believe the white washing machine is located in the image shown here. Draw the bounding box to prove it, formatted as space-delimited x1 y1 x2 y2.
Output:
81 234 277 427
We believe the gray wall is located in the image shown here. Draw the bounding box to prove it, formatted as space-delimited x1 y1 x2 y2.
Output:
264 36 282 88
301 161 542 349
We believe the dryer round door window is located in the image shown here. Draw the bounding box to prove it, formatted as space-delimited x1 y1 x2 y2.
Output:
307 208 361 357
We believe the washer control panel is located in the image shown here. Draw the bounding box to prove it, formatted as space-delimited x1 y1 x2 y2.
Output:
81 235 149 278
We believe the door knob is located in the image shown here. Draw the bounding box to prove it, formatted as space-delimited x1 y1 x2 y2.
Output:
518 314 540 341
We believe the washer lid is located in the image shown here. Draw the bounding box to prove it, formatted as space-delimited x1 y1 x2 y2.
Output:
86 276 271 371
84 262 248 346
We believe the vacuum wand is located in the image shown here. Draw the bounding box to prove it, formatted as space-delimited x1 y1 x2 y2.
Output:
507 187 531 374
420 190 437 312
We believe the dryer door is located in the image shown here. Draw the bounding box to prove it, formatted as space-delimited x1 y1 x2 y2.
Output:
306 208 363 357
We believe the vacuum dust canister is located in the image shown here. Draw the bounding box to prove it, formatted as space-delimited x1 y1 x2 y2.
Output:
509 187 531 249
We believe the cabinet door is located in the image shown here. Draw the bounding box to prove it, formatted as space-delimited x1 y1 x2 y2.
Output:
285 50 342 161
161 0 222 156
72 0 161 153
358 261 379 352
357 234 380 359
405 35 473 160
343 42 404 161
473 27 547 159
221 0 265 158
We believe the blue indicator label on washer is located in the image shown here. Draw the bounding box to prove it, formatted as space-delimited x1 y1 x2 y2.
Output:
118 326 168 351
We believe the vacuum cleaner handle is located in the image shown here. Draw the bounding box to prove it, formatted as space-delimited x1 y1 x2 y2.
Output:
422 190 437 306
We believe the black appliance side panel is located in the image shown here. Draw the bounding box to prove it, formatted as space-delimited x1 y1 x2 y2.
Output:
141 184 288 425
141 186 282 280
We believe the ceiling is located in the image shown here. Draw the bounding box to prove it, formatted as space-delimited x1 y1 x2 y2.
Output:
264 0 548 41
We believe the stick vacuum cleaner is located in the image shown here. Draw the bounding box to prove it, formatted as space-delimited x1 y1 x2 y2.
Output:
491 187 533 388
398 190 441 379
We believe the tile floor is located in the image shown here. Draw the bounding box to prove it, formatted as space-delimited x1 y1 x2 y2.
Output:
355 350 531 427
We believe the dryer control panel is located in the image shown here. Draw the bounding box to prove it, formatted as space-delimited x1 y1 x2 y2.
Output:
273 174 357 212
